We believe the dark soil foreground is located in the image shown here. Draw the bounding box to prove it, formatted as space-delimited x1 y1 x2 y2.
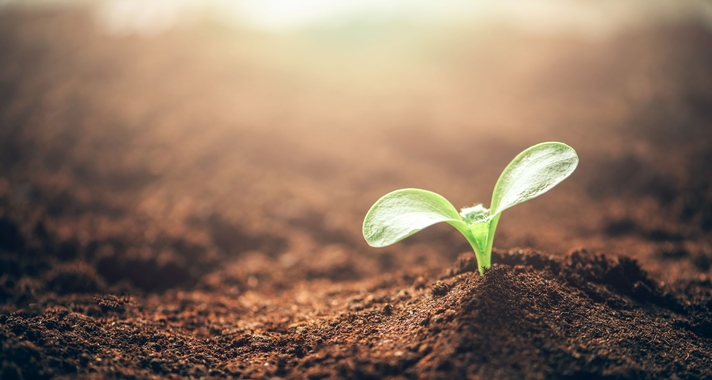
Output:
4 248 712 380
2 6 712 380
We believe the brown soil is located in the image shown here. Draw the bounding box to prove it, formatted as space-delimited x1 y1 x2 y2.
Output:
2 6 712 380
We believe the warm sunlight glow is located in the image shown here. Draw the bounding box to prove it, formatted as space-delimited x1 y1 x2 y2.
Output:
84 0 712 36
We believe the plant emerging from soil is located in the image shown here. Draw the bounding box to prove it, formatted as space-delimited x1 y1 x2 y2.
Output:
363 142 579 275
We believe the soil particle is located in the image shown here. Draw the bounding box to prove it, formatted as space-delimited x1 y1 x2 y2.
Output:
431 281 450 297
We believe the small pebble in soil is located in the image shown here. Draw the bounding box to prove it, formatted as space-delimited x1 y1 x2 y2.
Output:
382 303 393 315
431 281 450 297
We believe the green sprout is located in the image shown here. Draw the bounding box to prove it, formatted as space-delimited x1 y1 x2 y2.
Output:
362 142 579 275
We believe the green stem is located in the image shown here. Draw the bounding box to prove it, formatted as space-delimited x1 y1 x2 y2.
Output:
456 214 502 275
482 214 501 273
458 225 488 276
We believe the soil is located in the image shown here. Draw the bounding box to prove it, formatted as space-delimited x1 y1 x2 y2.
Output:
2 6 712 380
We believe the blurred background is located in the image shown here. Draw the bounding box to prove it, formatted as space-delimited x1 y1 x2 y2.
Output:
1 0 712 299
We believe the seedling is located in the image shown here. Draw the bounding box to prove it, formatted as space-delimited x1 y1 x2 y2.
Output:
362 142 579 275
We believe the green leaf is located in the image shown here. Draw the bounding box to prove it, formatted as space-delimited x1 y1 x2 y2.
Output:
490 142 579 217
363 188 470 247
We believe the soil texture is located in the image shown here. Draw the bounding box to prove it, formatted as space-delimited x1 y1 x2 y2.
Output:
1 6 712 380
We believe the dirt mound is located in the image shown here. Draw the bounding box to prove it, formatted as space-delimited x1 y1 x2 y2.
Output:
1 249 711 379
